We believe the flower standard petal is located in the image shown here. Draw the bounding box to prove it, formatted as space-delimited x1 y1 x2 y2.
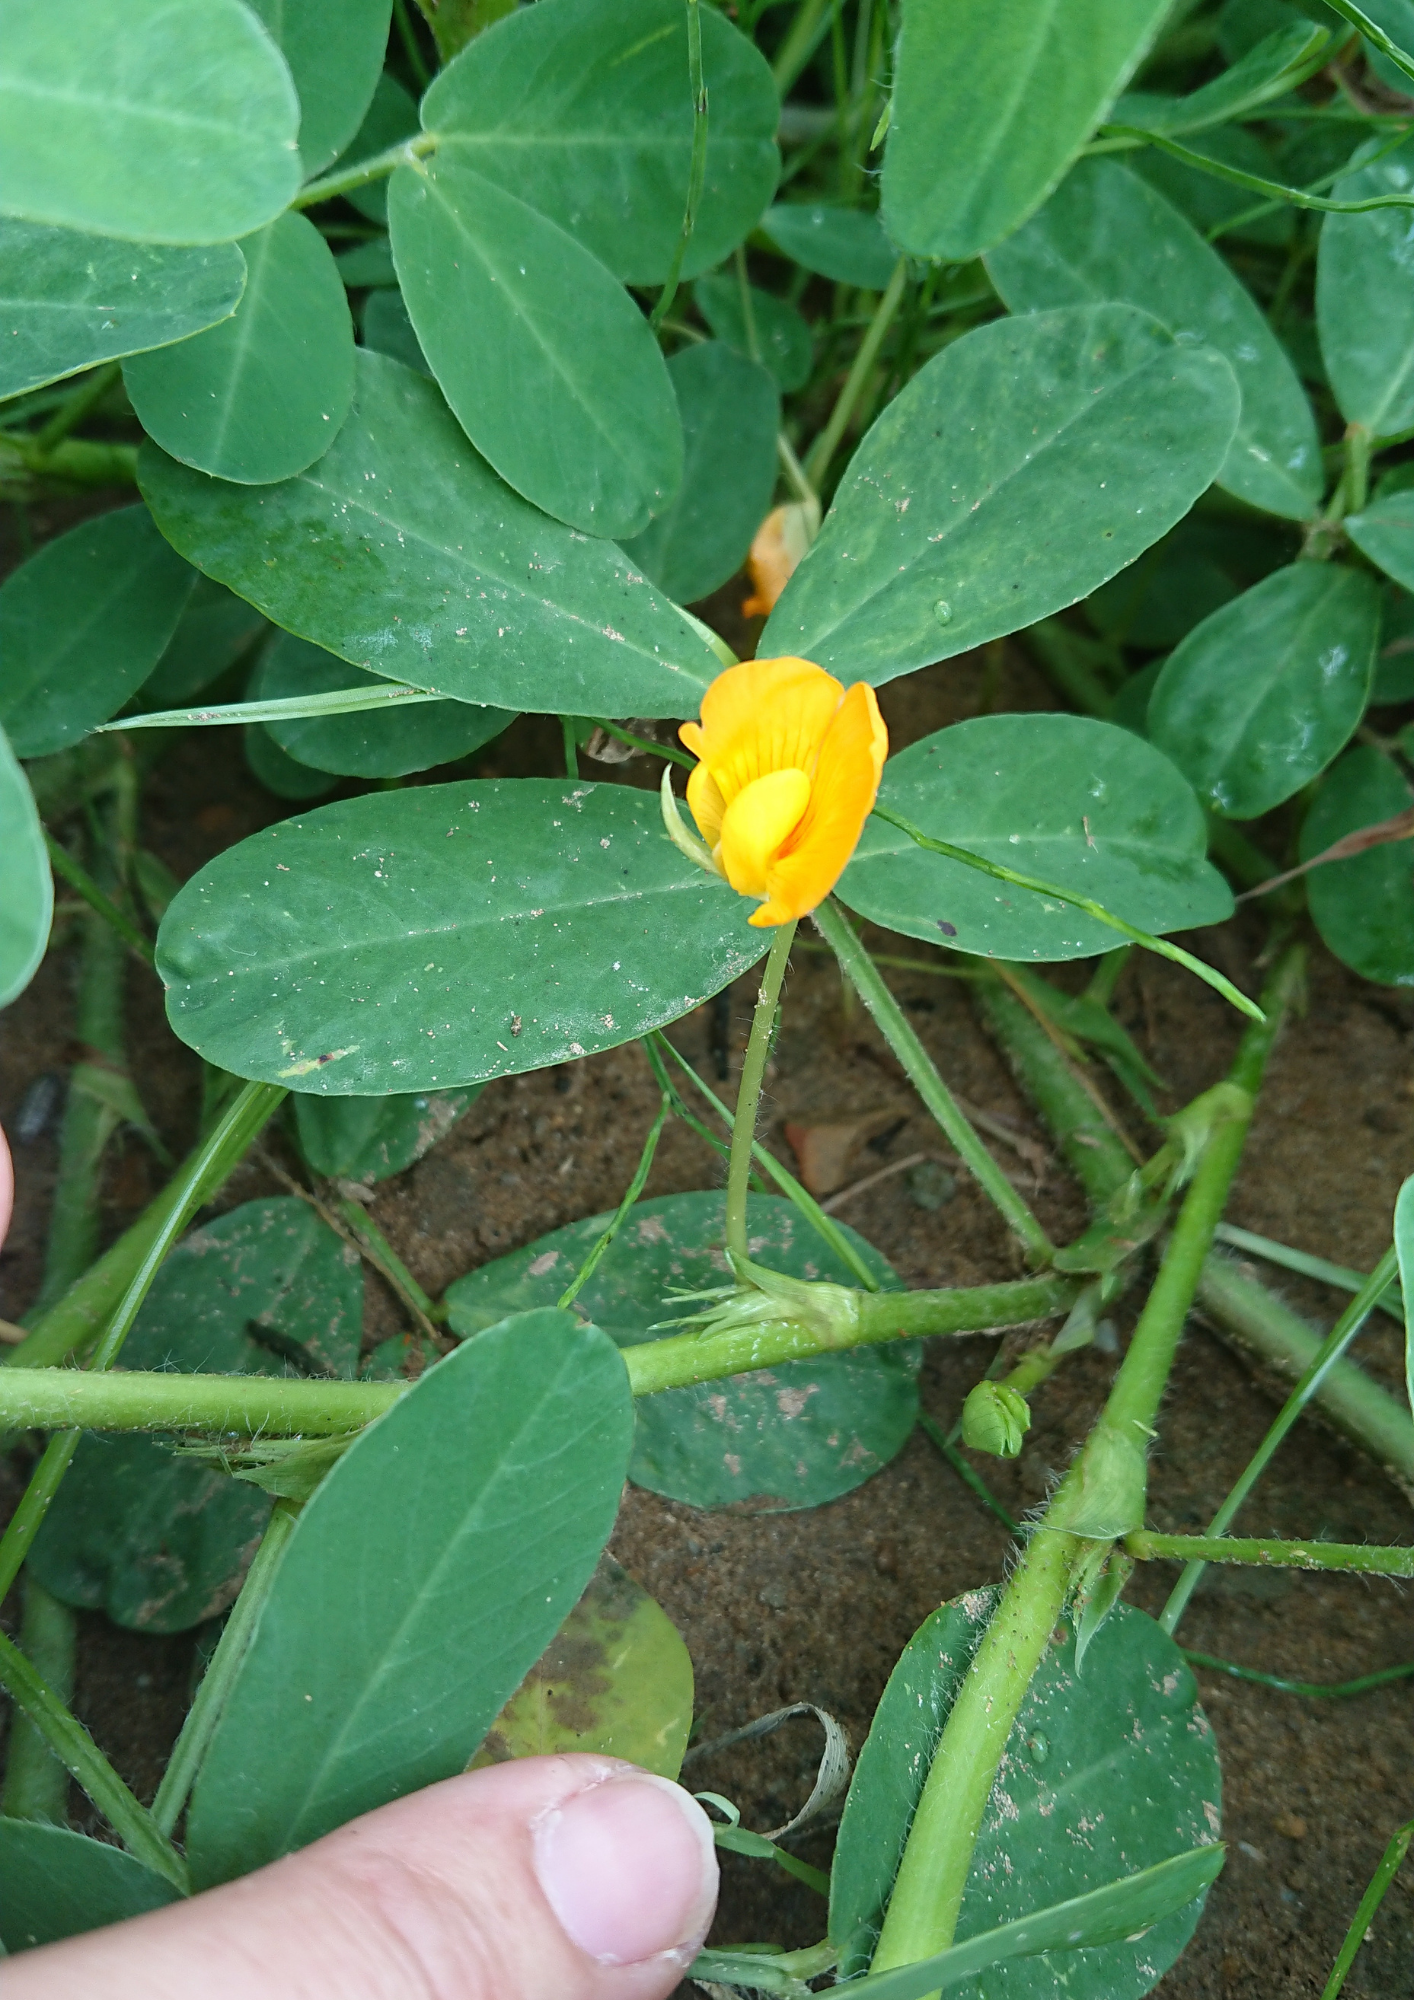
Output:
679 656 844 820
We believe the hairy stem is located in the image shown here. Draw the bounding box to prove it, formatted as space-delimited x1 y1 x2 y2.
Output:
725 923 797 1265
870 947 1301 1985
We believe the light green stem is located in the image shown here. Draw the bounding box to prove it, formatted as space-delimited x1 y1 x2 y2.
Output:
559 1095 669 1309
151 1500 300 1837
1161 1244 1401 1634
805 258 907 488
725 922 797 1265
293 132 437 209
1129 1530 1413 1576
869 1525 1080 1979
43 831 153 965
0 1278 1075 1431
814 899 1054 1264
0 1628 187 1889
1 1578 76 1826
0 1083 285 1602
1195 1254 1414 1483
648 0 706 332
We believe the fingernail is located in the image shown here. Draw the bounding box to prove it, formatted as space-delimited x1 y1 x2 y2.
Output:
533 1770 718 1967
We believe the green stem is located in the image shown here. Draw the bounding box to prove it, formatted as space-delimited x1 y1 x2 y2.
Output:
151 1500 300 1837
45 830 154 966
1161 1244 1402 1634
814 899 1054 1265
1344 423 1371 515
0 1629 187 1889
30 362 121 457
870 1526 1080 1977
0 1278 1076 1428
646 1032 880 1288
1180 1650 1414 1699
560 715 580 779
1 1578 76 1825
33 841 127 1314
977 963 1414 1497
773 0 833 92
0 1083 285 1602
1212 1224 1403 1318
648 0 706 333
559 1095 670 1309
870 946 1301 1983
6 1082 285 1369
332 1197 445 1328
917 1410 1024 1536
725 922 797 1265
804 258 907 488
1129 1530 1414 1576
293 132 438 209
1195 1254 1414 1483
871 802 1262 1023
1 436 138 488
1321 1819 1414 1999
588 718 693 768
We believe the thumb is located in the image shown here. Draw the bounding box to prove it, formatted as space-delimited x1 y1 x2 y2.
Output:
4 1755 720 2000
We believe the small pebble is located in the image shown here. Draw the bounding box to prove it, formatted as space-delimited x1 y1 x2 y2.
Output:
1272 1813 1307 1841
907 1160 957 1212
14 1072 62 1144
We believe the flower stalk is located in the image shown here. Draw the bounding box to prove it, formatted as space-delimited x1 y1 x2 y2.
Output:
725 920 797 1264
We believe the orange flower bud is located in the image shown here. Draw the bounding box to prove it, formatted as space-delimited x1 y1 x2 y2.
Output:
678 657 887 928
741 502 814 618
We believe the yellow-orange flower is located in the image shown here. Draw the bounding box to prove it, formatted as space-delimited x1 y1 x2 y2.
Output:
678 657 887 928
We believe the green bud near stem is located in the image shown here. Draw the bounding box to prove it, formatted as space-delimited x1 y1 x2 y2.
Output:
961 1380 1031 1457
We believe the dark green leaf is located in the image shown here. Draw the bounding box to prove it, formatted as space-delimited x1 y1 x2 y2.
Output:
335 237 397 287
472 1555 693 1779
1086 523 1239 650
1302 745 1414 984
446 1191 913 1511
694 272 813 391
987 160 1320 521
245 724 337 800
141 577 267 706
0 224 246 401
761 203 897 288
1347 489 1414 593
621 343 778 606
421 0 779 285
294 1085 481 1182
1317 133 1414 436
838 713 1232 962
1374 583 1414 703
0 724 52 1010
155 778 767 1094
1111 21 1329 135
28 1197 362 1634
361 286 429 375
139 350 723 718
185 1309 634 1885
389 157 681 537
252 631 511 777
335 71 418 224
0 506 195 759
760 305 1239 684
0 0 301 245
1148 563 1379 818
832 1600 1220 1993
882 0 1170 261
124 212 355 486
0 1823 179 1954
246 0 390 177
